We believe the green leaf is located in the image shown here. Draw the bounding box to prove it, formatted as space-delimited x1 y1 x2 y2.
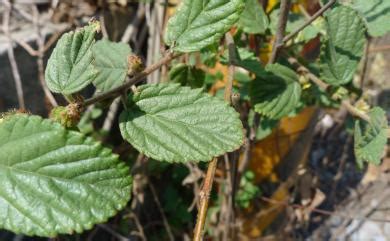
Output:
119 83 244 163
238 0 269 34
0 114 132 237
320 6 366 86
169 63 205 88
250 63 302 119
164 0 245 52
354 107 388 167
351 0 390 37
92 39 132 91
45 22 100 95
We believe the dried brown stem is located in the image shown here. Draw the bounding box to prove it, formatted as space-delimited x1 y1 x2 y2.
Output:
32 5 58 108
268 0 291 64
149 181 175 241
283 0 336 43
287 57 371 122
3 0 26 109
193 33 236 241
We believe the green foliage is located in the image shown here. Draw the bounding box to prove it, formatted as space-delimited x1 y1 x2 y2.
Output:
354 107 388 167
119 83 244 163
163 185 192 227
352 0 390 37
169 63 205 88
92 39 132 91
238 0 269 34
251 63 302 119
222 47 266 76
45 22 100 95
248 110 279 141
320 6 366 86
164 0 245 52
0 115 132 237
236 171 260 208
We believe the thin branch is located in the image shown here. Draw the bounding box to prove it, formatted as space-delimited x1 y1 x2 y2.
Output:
268 0 291 64
97 224 130 241
369 44 390 53
149 181 175 241
283 0 336 43
3 0 26 109
193 157 218 241
359 38 371 89
193 33 236 241
260 195 390 223
101 4 147 133
32 5 58 107
84 51 181 106
287 57 371 122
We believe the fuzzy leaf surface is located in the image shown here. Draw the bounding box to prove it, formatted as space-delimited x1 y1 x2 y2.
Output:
164 0 244 52
119 83 244 163
320 6 366 86
352 0 390 37
0 115 132 237
45 22 99 95
251 64 302 119
354 107 388 167
92 39 132 91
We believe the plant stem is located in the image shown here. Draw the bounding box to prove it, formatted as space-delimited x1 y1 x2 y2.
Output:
193 157 218 241
84 51 181 106
192 33 236 241
283 0 336 43
268 0 292 64
287 57 371 122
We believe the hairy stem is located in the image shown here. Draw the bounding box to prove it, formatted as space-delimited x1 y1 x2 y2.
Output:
193 33 236 241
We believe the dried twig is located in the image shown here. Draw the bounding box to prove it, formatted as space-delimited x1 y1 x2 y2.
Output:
268 0 291 64
260 195 390 223
287 57 371 122
3 0 26 109
97 224 130 241
283 0 336 43
359 38 371 89
148 181 175 241
101 4 146 133
193 32 236 241
32 5 58 107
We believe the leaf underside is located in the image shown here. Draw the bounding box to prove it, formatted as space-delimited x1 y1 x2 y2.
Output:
0 115 132 237
354 107 388 167
92 39 132 92
119 83 244 163
164 0 245 52
251 63 302 119
45 23 99 95
320 6 366 86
